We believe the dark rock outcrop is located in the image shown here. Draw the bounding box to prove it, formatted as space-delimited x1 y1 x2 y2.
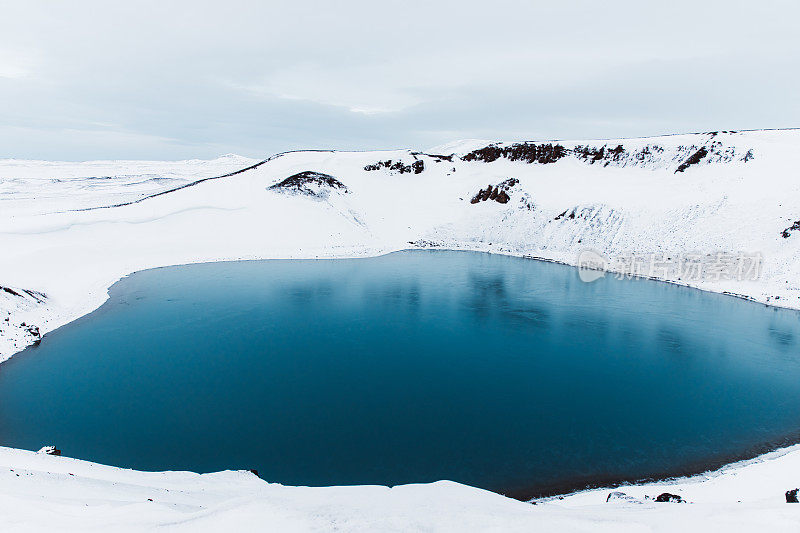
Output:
24 324 41 346
37 446 61 456
1 287 47 304
574 143 673 168
573 144 627 165
470 178 518 205
675 146 709 173
787 488 799 503
554 209 578 220
781 220 800 238
462 143 567 164
1 286 22 298
364 159 424 174
460 137 748 171
268 171 347 198
654 492 685 503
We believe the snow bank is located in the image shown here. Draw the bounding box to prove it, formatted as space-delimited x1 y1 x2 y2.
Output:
1 130 800 530
1 443 799 531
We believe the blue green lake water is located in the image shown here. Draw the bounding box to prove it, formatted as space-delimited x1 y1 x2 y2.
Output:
2 250 800 498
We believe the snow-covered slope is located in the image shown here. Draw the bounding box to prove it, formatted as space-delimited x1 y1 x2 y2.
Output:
0 154 257 214
2 443 800 532
2 129 800 530
3 129 800 361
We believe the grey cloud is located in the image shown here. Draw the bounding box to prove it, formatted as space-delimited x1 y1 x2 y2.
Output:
0 0 797 160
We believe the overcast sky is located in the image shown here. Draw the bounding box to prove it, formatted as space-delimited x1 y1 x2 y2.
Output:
1 0 798 160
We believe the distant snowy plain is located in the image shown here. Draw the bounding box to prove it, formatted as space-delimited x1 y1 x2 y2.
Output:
1 130 800 531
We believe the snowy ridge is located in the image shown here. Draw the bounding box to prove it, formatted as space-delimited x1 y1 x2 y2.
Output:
4 129 800 360
2 442 800 531
2 129 800 530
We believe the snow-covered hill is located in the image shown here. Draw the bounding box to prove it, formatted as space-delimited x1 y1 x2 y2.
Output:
2 441 800 531
2 129 800 530
3 129 800 361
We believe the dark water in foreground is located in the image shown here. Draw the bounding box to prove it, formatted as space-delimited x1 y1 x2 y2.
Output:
2 251 800 498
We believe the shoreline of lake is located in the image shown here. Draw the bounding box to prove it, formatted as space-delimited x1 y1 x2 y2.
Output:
3 250 800 502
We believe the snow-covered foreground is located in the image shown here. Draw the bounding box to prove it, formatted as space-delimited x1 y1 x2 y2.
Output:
2 129 800 530
1 444 799 532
